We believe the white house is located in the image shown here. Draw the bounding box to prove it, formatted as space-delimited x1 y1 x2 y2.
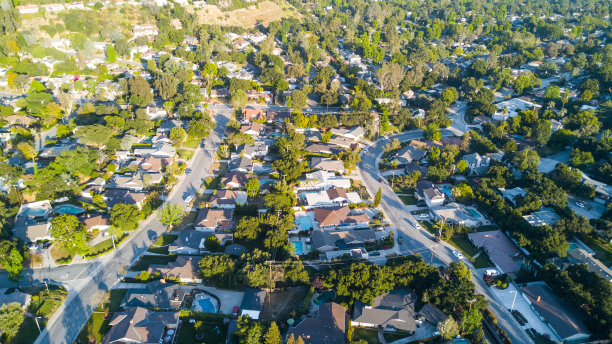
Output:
461 153 491 175
424 188 445 208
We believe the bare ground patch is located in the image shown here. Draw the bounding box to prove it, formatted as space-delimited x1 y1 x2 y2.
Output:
193 1 300 27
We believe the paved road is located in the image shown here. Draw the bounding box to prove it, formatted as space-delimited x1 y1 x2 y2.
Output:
26 106 232 344
357 131 534 344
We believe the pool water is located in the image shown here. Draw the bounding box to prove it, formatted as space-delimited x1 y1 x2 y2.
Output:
26 208 48 216
296 216 313 230
259 179 276 185
54 204 86 215
192 294 218 313
314 291 336 305
467 208 482 219
568 243 579 252
439 186 453 198
292 241 304 255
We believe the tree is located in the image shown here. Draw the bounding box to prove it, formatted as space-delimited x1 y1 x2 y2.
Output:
513 148 539 171
532 119 552 146
451 184 474 203
204 236 220 252
288 90 307 110
423 123 441 141
235 315 264 344
264 322 282 344
5 248 23 281
456 160 468 174
16 142 37 173
187 116 215 139
0 303 25 340
198 254 238 288
50 214 89 255
461 309 483 334
230 89 248 109
441 87 459 105
324 262 393 305
246 178 260 198
569 148 594 167
169 127 186 147
439 317 460 339
338 149 361 173
374 187 382 206
158 203 184 229
105 44 117 63
127 76 153 108
77 124 115 148
375 62 405 92
154 73 178 100
110 203 141 232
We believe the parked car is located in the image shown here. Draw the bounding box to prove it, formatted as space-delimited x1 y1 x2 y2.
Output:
576 201 585 208
485 269 500 277
398 237 404 244
430 236 441 243
453 250 465 260
184 195 194 204
232 306 240 318
370 251 381 256
150 234 158 242
185 168 191 174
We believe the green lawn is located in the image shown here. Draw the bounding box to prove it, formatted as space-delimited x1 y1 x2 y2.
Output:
77 312 110 344
129 255 177 271
383 332 411 342
204 176 221 190
178 149 195 160
12 317 42 344
28 286 68 318
183 138 201 149
147 246 169 254
154 234 179 246
398 195 417 205
581 235 612 267
448 236 492 269
176 322 228 344
420 221 437 235
475 225 498 232
86 235 125 258
352 328 381 344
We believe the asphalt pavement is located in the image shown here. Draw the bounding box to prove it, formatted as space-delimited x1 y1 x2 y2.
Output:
357 131 534 344
29 105 232 344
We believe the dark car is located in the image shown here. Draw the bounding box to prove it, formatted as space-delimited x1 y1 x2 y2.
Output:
430 236 441 243
370 251 381 256
42 241 52 249
185 168 191 174
150 234 158 242
378 177 384 183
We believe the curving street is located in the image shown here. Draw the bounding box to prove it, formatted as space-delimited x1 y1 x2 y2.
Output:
357 130 534 344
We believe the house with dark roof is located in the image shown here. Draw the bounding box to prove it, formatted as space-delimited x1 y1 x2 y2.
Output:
121 281 191 310
311 229 376 252
309 157 345 174
208 190 248 209
352 289 417 334
417 303 447 327
240 288 266 320
222 171 253 189
394 145 427 165
521 283 591 343
286 302 346 344
102 307 179 344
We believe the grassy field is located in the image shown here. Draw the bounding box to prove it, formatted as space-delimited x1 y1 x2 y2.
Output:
178 149 195 160
581 235 612 266
352 328 381 344
193 0 300 27
183 138 201 149
398 195 417 205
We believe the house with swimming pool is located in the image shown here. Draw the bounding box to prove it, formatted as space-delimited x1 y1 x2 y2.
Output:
314 206 370 230
430 202 485 227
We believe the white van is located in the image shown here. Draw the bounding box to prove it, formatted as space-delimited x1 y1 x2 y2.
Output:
485 269 500 277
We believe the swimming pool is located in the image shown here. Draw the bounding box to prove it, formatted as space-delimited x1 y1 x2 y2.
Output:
292 241 304 255
25 208 49 217
314 291 336 305
259 179 276 186
568 242 579 252
54 204 86 215
192 293 219 313
296 216 313 230
439 186 453 198
467 208 482 219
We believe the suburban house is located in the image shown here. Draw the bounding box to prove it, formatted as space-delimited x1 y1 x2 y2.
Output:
109 171 164 191
101 189 147 209
241 108 265 122
424 188 445 208
12 200 53 244
235 143 268 160
300 171 351 191
194 208 233 232
522 208 561 226
461 153 491 175
228 157 253 173
240 288 266 320
102 307 179 344
240 123 263 137
468 230 522 275
133 141 176 158
147 256 202 283
492 97 541 121
499 187 527 206
394 145 427 165
79 214 110 233
139 156 172 173
286 302 346 344
314 206 369 230
521 283 591 344
208 190 248 209
304 143 343 155
222 171 253 189
309 157 346 174
168 229 209 255
311 229 376 252
121 281 191 310
352 289 417 334
416 303 448 328
430 203 484 227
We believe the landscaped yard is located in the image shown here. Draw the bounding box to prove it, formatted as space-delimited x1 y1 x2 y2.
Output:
86 235 126 258
182 138 201 149
79 289 129 343
153 234 179 246
398 194 417 205
448 236 492 269
204 176 221 190
383 332 411 342
352 328 381 344
129 255 177 271
176 321 228 344
420 221 436 235
580 235 612 267
178 149 195 160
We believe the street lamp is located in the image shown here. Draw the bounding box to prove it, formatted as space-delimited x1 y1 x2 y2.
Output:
34 316 43 333
510 290 518 312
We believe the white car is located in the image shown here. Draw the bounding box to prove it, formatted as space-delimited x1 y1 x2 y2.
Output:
576 201 586 208
452 250 465 260
184 195 194 204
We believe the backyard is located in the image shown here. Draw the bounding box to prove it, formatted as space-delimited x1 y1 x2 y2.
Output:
176 321 228 344
260 287 308 322
352 328 381 344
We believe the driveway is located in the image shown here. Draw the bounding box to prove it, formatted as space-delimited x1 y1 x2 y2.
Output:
200 286 244 315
